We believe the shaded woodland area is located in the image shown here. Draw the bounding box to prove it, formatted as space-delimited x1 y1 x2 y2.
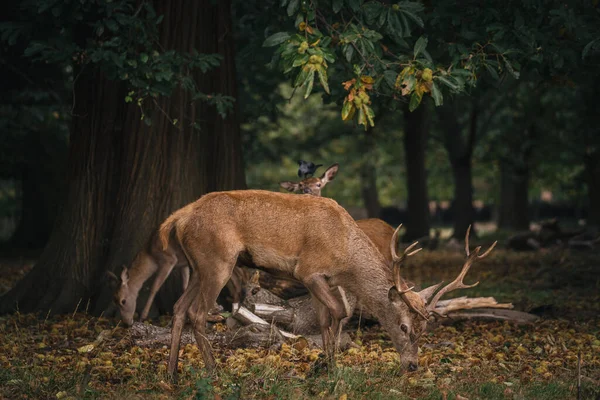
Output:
0 0 599 399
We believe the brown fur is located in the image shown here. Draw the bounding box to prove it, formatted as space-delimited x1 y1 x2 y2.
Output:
161 190 432 377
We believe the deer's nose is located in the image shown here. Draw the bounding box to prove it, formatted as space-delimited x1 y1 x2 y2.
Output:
408 362 418 372
303 188 311 193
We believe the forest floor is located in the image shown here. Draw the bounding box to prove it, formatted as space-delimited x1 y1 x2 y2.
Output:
0 246 599 399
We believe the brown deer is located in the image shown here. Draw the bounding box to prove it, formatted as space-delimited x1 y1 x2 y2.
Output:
279 163 396 266
107 231 248 326
157 190 495 378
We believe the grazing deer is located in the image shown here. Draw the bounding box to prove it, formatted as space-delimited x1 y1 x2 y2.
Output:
107 231 248 326
157 190 495 378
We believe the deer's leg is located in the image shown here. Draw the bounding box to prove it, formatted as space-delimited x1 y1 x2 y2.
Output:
188 257 236 371
167 270 200 380
303 274 349 361
181 265 190 290
140 261 177 321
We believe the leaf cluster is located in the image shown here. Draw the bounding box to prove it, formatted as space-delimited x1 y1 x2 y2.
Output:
0 0 233 125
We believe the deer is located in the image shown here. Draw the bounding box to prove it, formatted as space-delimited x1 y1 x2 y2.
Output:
156 190 496 379
107 230 249 326
279 162 397 266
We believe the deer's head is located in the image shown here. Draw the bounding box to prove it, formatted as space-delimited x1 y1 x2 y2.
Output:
280 163 339 196
384 225 496 371
107 265 137 326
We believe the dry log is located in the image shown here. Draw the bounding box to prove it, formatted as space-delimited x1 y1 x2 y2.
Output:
440 308 539 325
251 304 295 325
433 296 513 315
232 305 298 339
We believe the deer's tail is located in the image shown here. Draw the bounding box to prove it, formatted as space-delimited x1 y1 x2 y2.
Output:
158 213 178 251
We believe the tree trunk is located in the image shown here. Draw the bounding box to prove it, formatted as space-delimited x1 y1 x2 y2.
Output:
403 103 430 241
9 130 67 250
584 151 600 228
451 159 475 237
437 102 477 239
359 130 381 218
0 0 246 315
497 159 530 231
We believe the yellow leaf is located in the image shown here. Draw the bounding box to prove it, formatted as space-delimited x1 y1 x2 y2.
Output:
77 344 95 353
339 394 348 400
56 391 68 399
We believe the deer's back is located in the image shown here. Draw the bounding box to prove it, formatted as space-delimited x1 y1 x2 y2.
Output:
178 190 366 274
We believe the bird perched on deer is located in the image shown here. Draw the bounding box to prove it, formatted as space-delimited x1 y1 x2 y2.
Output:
297 160 323 178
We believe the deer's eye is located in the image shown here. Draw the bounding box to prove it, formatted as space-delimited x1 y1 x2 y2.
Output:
121 299 126 306
317 183 321 187
401 323 409 333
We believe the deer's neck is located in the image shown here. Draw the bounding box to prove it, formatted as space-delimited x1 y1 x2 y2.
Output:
128 251 158 294
344 243 394 318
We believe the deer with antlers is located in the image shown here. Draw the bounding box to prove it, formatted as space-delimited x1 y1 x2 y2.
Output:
157 190 496 378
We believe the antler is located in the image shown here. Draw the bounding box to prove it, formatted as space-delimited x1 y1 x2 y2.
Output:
390 224 422 292
427 225 497 314
390 224 429 319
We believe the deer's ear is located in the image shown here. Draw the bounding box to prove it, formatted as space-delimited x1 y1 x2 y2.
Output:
106 270 120 288
417 283 443 304
321 163 339 183
387 287 402 303
280 181 300 192
120 265 129 284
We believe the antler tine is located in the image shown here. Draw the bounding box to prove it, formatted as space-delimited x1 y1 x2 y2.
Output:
465 224 472 256
427 225 496 314
390 224 403 262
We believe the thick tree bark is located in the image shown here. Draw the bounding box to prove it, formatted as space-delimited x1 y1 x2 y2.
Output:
9 130 67 250
403 103 430 241
359 130 381 218
584 151 600 228
0 0 246 315
437 103 477 239
497 159 530 231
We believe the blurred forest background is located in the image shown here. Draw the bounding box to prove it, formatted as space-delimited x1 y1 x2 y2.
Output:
0 0 598 315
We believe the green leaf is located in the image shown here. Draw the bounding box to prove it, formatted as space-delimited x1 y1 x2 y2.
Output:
303 70 315 98
363 2 382 25
582 38 599 59
378 8 389 28
294 66 311 87
263 32 291 47
435 75 459 91
383 70 397 88
387 14 404 41
364 105 375 127
287 0 299 16
347 0 361 12
292 54 309 67
409 89 423 111
430 82 443 106
503 58 520 79
105 19 118 32
341 99 354 120
484 63 499 80
357 106 366 128
333 0 343 13
413 36 427 58
344 44 354 62
140 53 149 63
317 67 330 94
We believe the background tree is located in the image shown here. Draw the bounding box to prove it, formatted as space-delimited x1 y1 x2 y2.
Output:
0 0 245 315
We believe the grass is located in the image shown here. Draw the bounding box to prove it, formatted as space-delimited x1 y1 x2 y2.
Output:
1 248 599 399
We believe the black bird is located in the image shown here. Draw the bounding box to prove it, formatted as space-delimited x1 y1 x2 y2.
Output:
297 160 323 178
